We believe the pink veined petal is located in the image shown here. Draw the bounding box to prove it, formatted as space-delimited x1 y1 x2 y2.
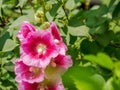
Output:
54 54 73 70
22 55 51 69
15 60 44 83
14 59 28 75
50 22 68 55
15 74 22 83
45 54 72 85
59 42 68 55
47 79 65 90
18 81 39 90
48 54 72 75
21 30 58 68
18 78 65 90
18 21 36 42
50 22 62 41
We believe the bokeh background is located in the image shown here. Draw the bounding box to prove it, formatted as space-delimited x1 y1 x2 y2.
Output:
0 0 120 90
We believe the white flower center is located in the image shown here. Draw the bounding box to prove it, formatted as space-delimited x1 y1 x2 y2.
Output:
29 66 42 79
29 66 41 75
54 39 59 44
37 44 46 54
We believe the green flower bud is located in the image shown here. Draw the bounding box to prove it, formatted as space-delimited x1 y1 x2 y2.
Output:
41 22 50 30
45 3 52 11
36 10 44 18
34 15 43 24
34 10 44 23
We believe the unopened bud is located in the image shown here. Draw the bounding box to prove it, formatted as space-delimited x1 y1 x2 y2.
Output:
34 10 44 23
36 10 44 18
45 4 52 11
41 22 50 30
35 15 44 23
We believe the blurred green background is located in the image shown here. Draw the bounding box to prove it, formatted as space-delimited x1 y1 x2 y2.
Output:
0 0 120 90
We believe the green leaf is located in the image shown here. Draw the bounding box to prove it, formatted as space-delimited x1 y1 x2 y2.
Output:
24 9 35 22
0 32 10 50
112 2 120 18
46 3 61 21
2 39 18 52
103 77 120 90
68 18 83 27
65 0 76 10
96 31 114 47
56 7 65 18
80 39 101 54
9 16 29 28
9 9 34 29
66 32 70 45
114 62 120 78
74 74 105 90
68 25 89 37
109 18 120 33
4 62 14 72
101 0 111 6
17 0 27 8
0 0 2 17
103 77 114 90
84 53 114 70
63 66 105 90
46 12 53 21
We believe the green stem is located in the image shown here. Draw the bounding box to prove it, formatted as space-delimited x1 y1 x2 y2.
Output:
0 54 2 80
61 0 69 25
19 6 23 15
42 0 46 23
62 5 69 21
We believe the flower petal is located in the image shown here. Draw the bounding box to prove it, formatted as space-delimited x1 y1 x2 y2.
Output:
50 22 62 41
18 21 36 42
54 54 73 70
47 79 65 90
18 81 39 90
50 22 68 54
15 60 44 83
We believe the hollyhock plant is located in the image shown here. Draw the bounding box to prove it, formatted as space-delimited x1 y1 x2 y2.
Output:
21 30 58 68
18 21 36 42
50 22 67 55
15 21 73 90
15 59 44 83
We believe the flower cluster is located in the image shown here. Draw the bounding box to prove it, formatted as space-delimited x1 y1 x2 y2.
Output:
14 21 73 90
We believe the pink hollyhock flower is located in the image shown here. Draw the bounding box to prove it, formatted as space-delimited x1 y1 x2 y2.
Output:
15 59 44 83
18 21 36 42
21 30 58 68
50 54 73 70
45 54 72 85
18 79 65 90
50 22 67 55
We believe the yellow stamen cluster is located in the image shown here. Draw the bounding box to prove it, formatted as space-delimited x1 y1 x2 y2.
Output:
37 44 46 54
